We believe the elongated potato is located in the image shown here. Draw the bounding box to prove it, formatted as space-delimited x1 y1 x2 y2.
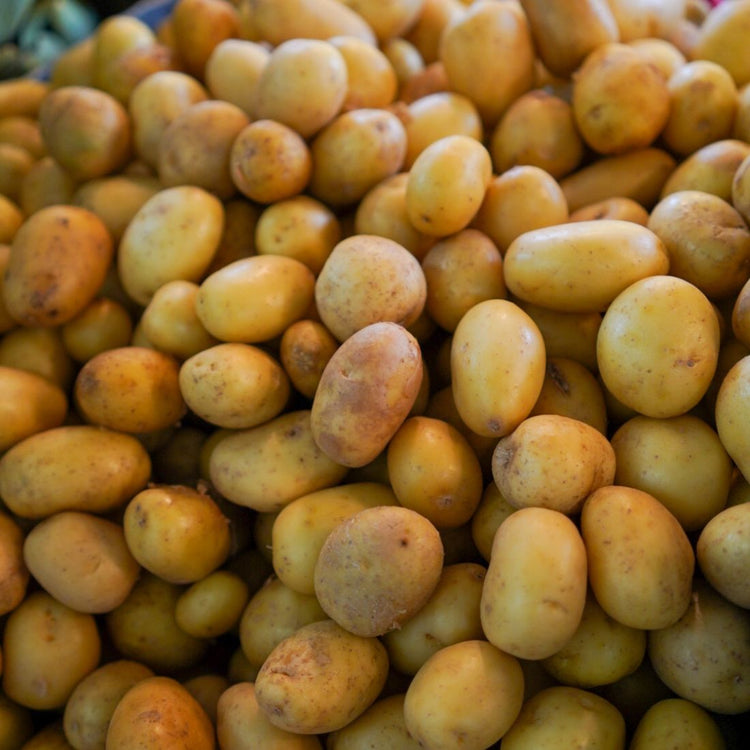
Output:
715 354 750 488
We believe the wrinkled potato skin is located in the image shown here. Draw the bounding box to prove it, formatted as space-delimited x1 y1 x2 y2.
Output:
0 511 28 616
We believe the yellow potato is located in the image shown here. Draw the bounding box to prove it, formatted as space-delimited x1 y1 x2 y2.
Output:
182 674 228 726
209 410 348 512
204 198 259 274
403 0 464 65
629 698 725 750
4 204 113 327
74 346 186 434
19 155 76 216
403 639 525 749
382 37 425 90
691 0 750 87
567 196 650 225
480 507 588 660
0 195 22 245
310 322 423 467
338 0 422 42
123 485 231 584
0 325 75 390
2 591 100 711
175 570 249 639
628 36 686 79
204 38 269 116
254 619 388 734
732 151 750 225
329 35 397 111
470 481 516 563
0 78 48 119
581 485 695 630
0 143 33 204
450 298 546 438
279 319 339 399
196 255 315 344
314 505 443 636
611 414 733 532
62 660 154 750
0 692 33 749
597 275 720 418
106 676 215 750
0 511 28 616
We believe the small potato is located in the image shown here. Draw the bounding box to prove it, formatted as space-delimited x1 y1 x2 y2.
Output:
0 78 48 119
255 619 389 735
691 0 750 87
20 722 73 749
0 194 22 244
23 511 140 614
733 151 750 225
329 35 397 111
310 322 423 468
450 299 546 438
19 155 76 216
492 414 615 515
597 275 720 418
0 325 74 390
205 198 259 274
106 676 215 750
338 0 422 42
204 39 269 116
123 485 231 584
648 579 750 714
2 591 100 711
0 143 33 203
314 234 426 342
74 346 186 434
279 319 339 399
581 485 695 630
175 570 249 639
382 37 425 90
470 482 516 563
0 511 28 616
567 196 650 225
61 297 134 363
4 204 113 327
403 640 525 750
0 366 67 453
63 660 154 750
314 505 444 637
629 698 725 750
480 507 588 660
209 410 348 512
196 255 315 344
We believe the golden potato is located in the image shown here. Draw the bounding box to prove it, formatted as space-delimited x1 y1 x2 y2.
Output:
0 692 33 749
19 155 76 216
382 37 425 91
0 511 28 616
329 35 397 111
691 0 750 87
0 325 75 390
61 297 134 363
629 698 725 750
339 0 422 42
0 194 22 244
470 481 516 563
0 78 48 119
182 674 228 726
0 143 33 204
567 196 650 225
279 319 339 399
204 39 269 116
175 570 249 639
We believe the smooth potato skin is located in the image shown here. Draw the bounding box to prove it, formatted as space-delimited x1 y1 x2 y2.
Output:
0 511 28 616
715 354 750 480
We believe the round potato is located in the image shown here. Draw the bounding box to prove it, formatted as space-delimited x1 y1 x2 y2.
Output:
0 325 75 390
629 698 725 750
19 154 76 216
692 0 750 87
0 511 28 616
175 570 249 639
279 319 339 400
204 39 269 116
715 354 750 479
62 296 134 363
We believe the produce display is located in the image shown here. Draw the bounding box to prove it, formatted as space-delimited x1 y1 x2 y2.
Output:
2 0 750 748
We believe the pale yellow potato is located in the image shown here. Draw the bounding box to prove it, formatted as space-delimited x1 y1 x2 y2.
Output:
209 410 348 512
255 619 388 734
329 35 397 111
0 366 67 454
309 108 407 208
597 275 720 418
204 39 269 116
2 591 100 711
314 234 426 342
691 0 750 87
404 0 464 65
540 593 646 689
196 255 315 344
582 485 694 630
271 482 397 596
74 346 186 433
568 196 650 225
406 133 492 238
489 88 584 179
450 298 546 438
216 682 323 750
480 506 588 660
310 322 423 467
0 511 28 616
648 578 750 714
63 660 154 750
611 414 733 532
610 0 687 42
0 326 75 390
4 204 113 327
697 501 750 608
253 39 348 139
123 484 231 584
38 86 131 182
118 185 224 307
0 195 22 245
128 70 208 169
339 0 422 42
279 319 339 400
106 676 215 750
470 481 516 563
734 81 750 141
19 155 76 216
0 143 33 203
500 686 626 750
105 572 208 673
629 698 725 750
403 639 524 750
175 570 249 639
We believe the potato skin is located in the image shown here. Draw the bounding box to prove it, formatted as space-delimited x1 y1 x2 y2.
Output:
0 511 29 616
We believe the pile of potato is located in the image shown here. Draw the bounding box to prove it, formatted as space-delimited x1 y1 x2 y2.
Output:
1 0 750 747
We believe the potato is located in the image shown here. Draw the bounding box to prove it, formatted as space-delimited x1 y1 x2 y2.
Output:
2 591 100 711
629 698 725 750
4 204 113 327
504 220 669 313
0 692 33 749
37 86 131 182
271 482 397 596
310 322 423 467
279 319 339 399
182 674 228 726
105 573 208 673
314 505 443 636
123 485 231 584
406 134 492 237
175 570 249 639
63 660 154 750
470 482 516 563
0 366 67 453
216 682 322 750
450 298 546 438
500 685 626 750
581 485 695 630
648 579 750 714
204 39 268 116
567 196 650 225
597 275 720 418
254 619 388 735
106 676 215 750
480 507 588 660
0 195 22 244
179 343 290 429
19 722 73 750
0 143 33 204
74 346 186 433
611 414 733 532
691 0 750 87
19 155 76 216
0 511 28 616
60 297 133 363
0 78 48 119
196 255 315 344
209 410 348 513
403 640 524 750
0 326 75 390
